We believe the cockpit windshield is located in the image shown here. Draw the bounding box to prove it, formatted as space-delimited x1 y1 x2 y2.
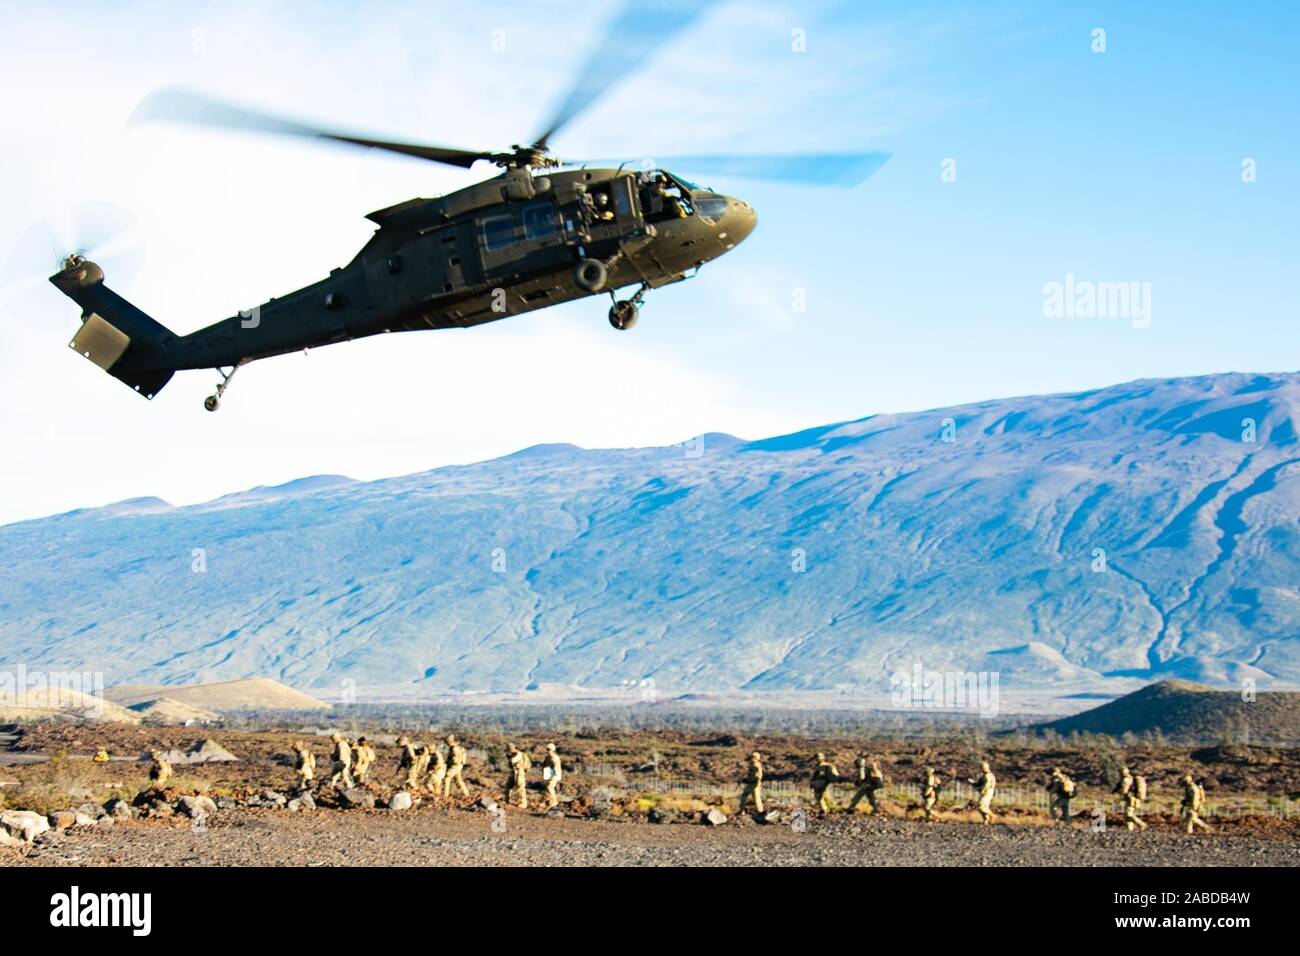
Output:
638 170 695 224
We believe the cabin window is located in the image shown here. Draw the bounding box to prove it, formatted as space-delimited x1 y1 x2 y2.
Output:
613 178 633 217
482 214 515 250
522 203 558 240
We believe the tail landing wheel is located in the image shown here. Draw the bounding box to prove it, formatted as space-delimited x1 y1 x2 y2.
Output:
205 362 243 412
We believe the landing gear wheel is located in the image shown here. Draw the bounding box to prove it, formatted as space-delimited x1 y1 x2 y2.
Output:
608 300 639 330
204 361 244 412
575 258 608 293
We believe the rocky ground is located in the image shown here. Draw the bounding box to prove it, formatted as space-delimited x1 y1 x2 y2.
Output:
4 721 1298 866
6 801 1298 867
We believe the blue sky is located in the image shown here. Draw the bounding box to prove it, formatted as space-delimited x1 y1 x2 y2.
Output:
0 0 1296 523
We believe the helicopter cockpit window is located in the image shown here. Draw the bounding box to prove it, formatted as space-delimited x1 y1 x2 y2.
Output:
482 214 515 250
639 172 694 224
522 203 558 240
695 193 729 225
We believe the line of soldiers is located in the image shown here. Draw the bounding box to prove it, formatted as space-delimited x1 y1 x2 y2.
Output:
738 752 1212 833
289 734 565 811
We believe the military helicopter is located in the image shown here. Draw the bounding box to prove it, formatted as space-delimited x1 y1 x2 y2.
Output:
50 2 888 411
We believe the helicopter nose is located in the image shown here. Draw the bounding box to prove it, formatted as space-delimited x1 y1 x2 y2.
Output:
717 196 756 250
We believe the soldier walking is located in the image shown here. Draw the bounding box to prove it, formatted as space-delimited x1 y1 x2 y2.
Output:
543 743 563 810
353 736 375 786
506 742 531 808
1180 772 1211 834
148 750 172 787
847 757 886 814
427 743 448 795
738 751 764 814
443 734 469 797
969 760 996 825
1046 767 1076 825
811 752 839 815
1114 766 1148 831
397 736 420 791
329 733 355 789
292 740 316 788
921 767 942 821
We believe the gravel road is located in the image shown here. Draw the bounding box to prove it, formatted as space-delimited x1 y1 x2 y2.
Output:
7 805 1298 867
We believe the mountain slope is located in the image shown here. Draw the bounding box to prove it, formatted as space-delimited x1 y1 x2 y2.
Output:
1032 680 1300 743
1 372 1297 700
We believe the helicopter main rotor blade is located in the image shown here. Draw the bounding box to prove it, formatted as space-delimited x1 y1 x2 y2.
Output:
637 152 892 187
531 0 718 149
131 89 495 169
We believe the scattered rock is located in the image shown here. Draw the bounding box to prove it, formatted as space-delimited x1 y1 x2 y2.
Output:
338 788 376 810
145 800 174 819
757 809 784 825
472 796 499 812
73 812 98 828
175 795 218 819
104 798 135 820
1 810 51 843
0 828 24 849
48 810 77 831
648 807 678 825
298 791 316 811
388 791 413 811
703 808 728 827
215 796 241 811
76 802 108 821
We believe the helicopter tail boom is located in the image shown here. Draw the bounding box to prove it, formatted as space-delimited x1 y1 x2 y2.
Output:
51 257 178 399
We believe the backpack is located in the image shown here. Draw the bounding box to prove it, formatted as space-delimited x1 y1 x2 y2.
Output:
1134 776 1147 800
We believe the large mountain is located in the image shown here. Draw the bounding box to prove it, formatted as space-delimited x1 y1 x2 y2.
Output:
2 372 1297 704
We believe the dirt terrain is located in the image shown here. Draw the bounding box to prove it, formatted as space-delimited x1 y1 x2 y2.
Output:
4 721 1298 866
5 800 1297 867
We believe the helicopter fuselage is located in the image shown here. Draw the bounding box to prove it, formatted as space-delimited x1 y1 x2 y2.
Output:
180 166 754 368
51 165 755 404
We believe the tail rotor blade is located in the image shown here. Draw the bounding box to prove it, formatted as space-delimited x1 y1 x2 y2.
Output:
1 201 146 326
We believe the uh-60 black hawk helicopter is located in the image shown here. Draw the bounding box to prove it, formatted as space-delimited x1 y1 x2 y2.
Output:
50 3 888 411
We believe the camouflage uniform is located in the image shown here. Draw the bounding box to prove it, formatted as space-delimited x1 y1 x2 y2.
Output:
738 751 764 814
506 743 531 809
329 734 355 789
847 757 886 814
427 745 447 794
971 761 996 824
1114 766 1147 831
543 743 563 810
811 753 839 815
1180 773 1210 834
443 735 469 797
353 737 375 785
414 746 433 789
148 750 172 787
398 736 420 791
922 767 942 821
293 740 316 787
1046 767 1076 825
